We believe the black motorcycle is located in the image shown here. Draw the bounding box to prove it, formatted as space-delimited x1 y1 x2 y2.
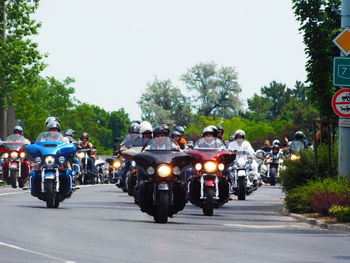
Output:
134 137 192 223
76 148 97 184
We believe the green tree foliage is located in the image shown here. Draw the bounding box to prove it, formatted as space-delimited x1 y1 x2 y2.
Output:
109 109 130 142
138 78 192 127
292 0 340 118
0 0 45 106
181 62 242 118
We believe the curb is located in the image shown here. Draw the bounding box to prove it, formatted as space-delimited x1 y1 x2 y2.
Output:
281 206 350 233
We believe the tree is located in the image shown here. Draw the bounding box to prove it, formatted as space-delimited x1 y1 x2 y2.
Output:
0 0 45 106
138 78 193 127
246 81 293 122
292 0 340 118
181 62 242 118
109 108 130 142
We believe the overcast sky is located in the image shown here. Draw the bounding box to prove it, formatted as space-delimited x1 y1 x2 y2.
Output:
33 0 307 120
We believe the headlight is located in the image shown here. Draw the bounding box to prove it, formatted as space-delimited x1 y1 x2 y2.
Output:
35 157 41 164
173 166 181 175
204 161 217 173
195 163 202 171
58 156 65 164
19 152 26 158
237 157 246 167
2 153 9 159
157 164 172 178
10 151 19 159
147 166 155 175
76 152 85 159
44 156 56 166
218 163 225 171
291 154 300 161
113 160 122 169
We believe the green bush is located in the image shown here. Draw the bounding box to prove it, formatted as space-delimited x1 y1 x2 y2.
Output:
285 184 314 213
336 207 350 223
280 144 338 193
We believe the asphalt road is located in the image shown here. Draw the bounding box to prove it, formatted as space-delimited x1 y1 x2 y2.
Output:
0 184 349 263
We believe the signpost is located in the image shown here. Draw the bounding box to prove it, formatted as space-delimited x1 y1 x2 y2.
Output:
332 88 350 117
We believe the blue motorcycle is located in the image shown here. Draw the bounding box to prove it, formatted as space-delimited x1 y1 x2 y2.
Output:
25 131 77 208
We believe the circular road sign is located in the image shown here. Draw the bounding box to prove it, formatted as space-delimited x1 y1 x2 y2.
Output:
332 88 350 118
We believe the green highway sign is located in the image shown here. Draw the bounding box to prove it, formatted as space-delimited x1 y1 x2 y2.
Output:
333 57 350 86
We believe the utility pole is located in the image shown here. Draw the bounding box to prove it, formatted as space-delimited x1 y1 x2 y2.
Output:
339 0 350 179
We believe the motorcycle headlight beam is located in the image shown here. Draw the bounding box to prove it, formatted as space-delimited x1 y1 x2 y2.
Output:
19 152 26 158
157 164 172 178
44 156 56 166
113 160 122 169
195 163 202 171
218 163 225 171
10 151 19 159
237 157 246 168
2 153 9 159
76 152 85 159
204 161 217 173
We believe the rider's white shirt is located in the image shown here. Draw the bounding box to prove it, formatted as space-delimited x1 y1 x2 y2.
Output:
227 140 255 155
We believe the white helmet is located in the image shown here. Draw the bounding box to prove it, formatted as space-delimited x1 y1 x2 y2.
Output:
234 129 245 139
272 139 280 146
140 121 153 134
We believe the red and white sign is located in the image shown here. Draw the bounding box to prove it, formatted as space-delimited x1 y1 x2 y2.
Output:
332 88 350 117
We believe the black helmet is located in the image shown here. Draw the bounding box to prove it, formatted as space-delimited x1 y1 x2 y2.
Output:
153 126 168 137
217 126 224 133
159 124 170 136
131 120 141 124
64 129 75 137
47 121 61 131
175 126 185 133
45 116 61 126
208 125 218 136
14 126 24 134
129 123 141 133
294 131 305 140
80 132 89 140
171 130 181 138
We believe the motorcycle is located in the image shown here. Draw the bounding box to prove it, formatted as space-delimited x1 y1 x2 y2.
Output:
94 155 108 184
105 143 123 184
121 146 143 196
0 134 30 188
25 131 77 208
76 147 97 184
134 137 192 223
186 137 235 216
229 151 257 200
261 146 284 186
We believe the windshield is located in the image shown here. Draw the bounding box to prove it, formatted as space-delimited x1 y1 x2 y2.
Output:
36 131 65 142
5 134 26 143
194 137 226 149
235 151 254 159
145 137 178 151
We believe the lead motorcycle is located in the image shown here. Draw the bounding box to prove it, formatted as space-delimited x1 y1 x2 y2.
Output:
187 137 235 216
134 137 192 223
25 131 77 208
1 134 30 188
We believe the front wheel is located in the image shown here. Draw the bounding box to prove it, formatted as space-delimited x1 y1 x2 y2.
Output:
154 191 169 223
237 177 246 200
10 170 18 188
44 180 58 208
203 187 214 216
269 167 277 186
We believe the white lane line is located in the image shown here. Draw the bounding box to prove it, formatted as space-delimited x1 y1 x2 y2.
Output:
0 191 26 196
0 242 75 263
223 223 297 229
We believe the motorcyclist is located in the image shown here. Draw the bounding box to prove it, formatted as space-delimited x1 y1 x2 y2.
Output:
42 121 69 142
144 126 178 151
175 126 188 149
261 140 272 153
12 126 31 144
171 131 185 149
195 127 225 149
120 123 141 150
45 116 61 127
216 126 226 146
64 129 76 143
227 130 259 184
288 131 309 154
77 132 96 174
132 121 153 148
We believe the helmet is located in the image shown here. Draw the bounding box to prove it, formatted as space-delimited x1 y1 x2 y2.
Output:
131 120 141 124
80 132 89 140
217 126 224 133
294 131 305 140
47 121 61 131
14 126 24 134
175 126 185 133
256 149 265 159
229 135 235 142
64 129 75 137
153 126 168 137
208 125 218 135
159 124 170 136
140 121 153 134
234 130 245 139
272 139 280 146
202 127 214 136
171 131 181 138
129 123 141 133
45 116 61 126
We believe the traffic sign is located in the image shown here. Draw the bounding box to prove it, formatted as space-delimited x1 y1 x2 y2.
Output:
333 57 350 86
332 88 350 118
333 27 350 56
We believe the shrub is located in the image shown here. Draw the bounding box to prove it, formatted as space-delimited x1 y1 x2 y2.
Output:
336 207 350 223
285 184 314 213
